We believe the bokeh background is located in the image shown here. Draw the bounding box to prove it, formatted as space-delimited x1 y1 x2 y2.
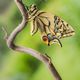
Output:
0 0 80 80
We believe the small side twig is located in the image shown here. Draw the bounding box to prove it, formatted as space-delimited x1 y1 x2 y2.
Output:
3 0 62 80
2 26 8 40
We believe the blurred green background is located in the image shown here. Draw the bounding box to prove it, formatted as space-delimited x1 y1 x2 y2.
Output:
0 0 80 80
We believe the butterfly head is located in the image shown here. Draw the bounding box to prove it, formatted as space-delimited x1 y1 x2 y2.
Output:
42 33 62 47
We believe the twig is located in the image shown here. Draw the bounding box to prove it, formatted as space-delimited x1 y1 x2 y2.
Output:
2 26 8 40
3 0 62 80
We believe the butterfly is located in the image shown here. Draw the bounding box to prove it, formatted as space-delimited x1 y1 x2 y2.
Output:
27 4 75 47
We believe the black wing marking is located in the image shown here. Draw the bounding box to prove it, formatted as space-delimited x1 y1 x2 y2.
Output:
53 15 75 38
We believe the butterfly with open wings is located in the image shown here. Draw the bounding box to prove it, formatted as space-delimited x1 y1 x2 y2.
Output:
27 4 75 47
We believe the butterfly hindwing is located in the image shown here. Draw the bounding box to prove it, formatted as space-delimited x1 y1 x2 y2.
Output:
37 12 55 34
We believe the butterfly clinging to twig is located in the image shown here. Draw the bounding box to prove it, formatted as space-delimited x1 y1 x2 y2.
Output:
27 4 75 47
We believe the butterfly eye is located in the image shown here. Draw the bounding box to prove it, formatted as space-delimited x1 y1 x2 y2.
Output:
47 33 53 41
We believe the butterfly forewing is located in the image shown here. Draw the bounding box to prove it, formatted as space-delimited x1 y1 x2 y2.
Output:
53 15 75 38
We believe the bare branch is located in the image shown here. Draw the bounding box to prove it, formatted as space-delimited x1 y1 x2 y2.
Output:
3 0 62 80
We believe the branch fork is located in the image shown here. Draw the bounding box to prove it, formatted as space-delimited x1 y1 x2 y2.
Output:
2 0 62 80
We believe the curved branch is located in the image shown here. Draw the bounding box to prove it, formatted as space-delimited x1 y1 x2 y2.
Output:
3 0 62 80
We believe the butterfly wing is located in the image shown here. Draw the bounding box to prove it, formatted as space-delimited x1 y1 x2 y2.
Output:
53 15 75 39
37 12 75 46
31 18 38 35
37 12 55 35
31 11 75 46
38 12 75 38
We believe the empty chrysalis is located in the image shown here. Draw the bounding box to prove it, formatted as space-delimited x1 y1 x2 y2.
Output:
27 4 75 47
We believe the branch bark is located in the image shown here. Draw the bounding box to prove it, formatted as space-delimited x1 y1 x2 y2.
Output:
3 0 62 80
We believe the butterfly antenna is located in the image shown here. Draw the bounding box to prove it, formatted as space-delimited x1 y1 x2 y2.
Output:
56 38 62 47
